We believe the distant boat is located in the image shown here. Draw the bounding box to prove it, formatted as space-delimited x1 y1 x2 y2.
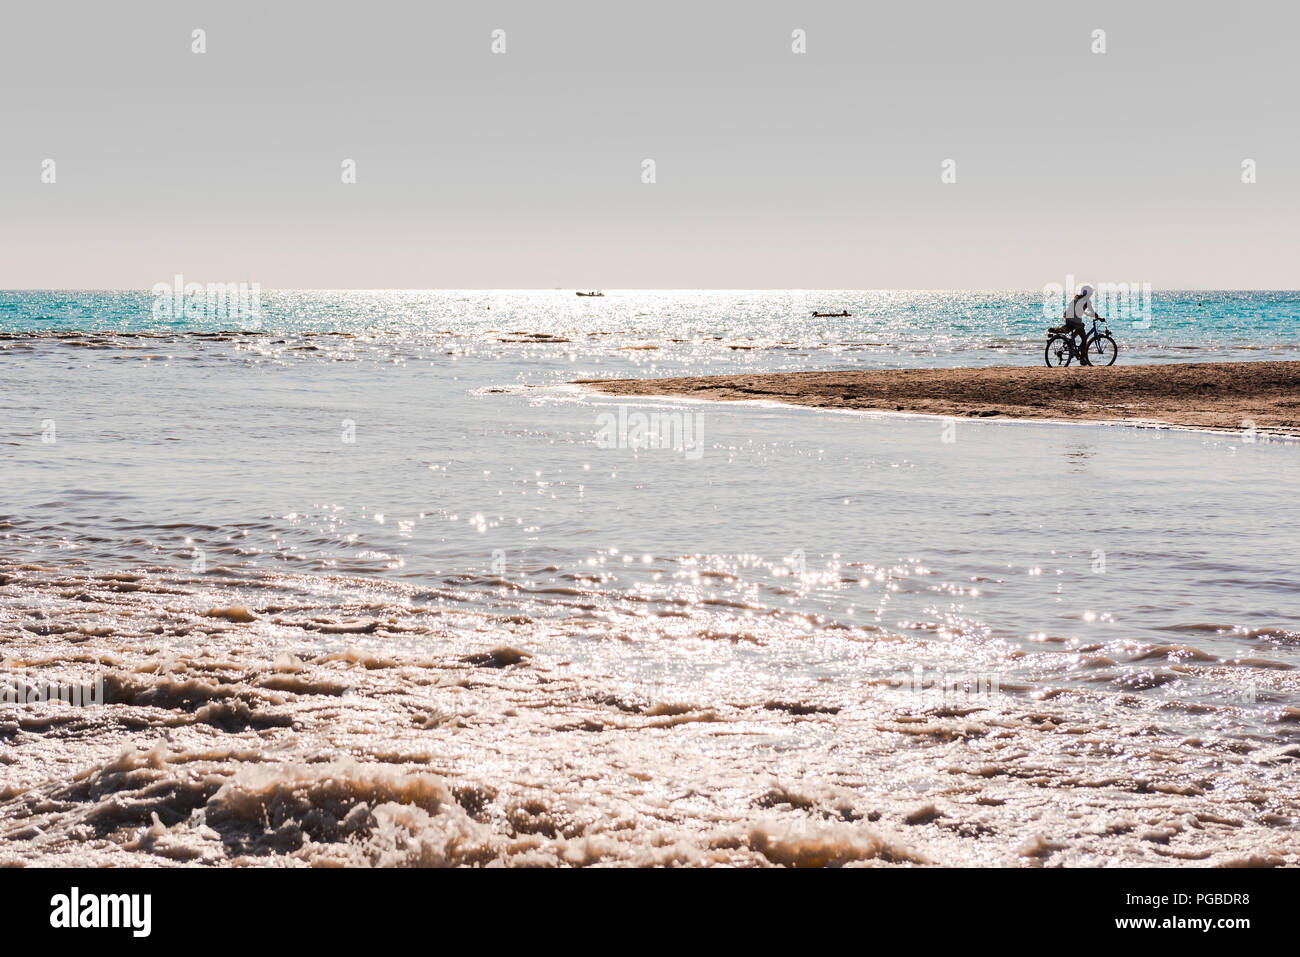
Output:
812 310 850 317
576 291 604 297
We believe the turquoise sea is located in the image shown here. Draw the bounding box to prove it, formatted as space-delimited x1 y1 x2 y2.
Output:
3 289 1298 363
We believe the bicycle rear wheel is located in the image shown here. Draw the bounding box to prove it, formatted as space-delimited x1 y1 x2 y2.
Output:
1090 334 1118 366
1044 334 1074 367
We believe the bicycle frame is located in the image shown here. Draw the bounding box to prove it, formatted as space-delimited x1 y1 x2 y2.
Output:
1081 319 1100 353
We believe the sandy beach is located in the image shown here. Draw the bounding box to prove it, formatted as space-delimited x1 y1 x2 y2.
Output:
578 360 1300 436
6 0 1300 928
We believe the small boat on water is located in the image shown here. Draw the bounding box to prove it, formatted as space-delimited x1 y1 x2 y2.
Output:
812 310 850 317
576 291 604 297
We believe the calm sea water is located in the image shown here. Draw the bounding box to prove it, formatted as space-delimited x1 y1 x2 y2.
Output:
4 289 1297 695
4 289 1300 360
2 289 1298 865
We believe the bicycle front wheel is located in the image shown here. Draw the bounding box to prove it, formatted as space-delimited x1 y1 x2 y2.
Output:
1044 334 1074 367
1090 334 1118 366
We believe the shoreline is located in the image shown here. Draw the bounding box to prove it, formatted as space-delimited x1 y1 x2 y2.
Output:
4 555 1295 867
576 360 1300 437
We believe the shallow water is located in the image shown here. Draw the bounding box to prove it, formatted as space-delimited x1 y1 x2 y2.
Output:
1 291 1298 866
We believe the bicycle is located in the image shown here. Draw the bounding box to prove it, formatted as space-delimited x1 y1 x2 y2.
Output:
1044 316 1118 367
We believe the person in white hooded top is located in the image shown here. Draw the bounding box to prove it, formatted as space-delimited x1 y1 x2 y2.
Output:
1062 284 1099 365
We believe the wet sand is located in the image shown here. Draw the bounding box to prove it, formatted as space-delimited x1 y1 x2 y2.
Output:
577 361 1300 435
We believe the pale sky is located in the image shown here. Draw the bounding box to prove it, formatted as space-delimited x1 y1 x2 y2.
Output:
1 0 1297 288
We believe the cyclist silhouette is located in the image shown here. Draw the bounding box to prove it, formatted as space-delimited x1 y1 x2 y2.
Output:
1061 284 1099 365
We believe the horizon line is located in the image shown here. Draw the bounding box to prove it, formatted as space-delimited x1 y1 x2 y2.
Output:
3 287 1299 294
